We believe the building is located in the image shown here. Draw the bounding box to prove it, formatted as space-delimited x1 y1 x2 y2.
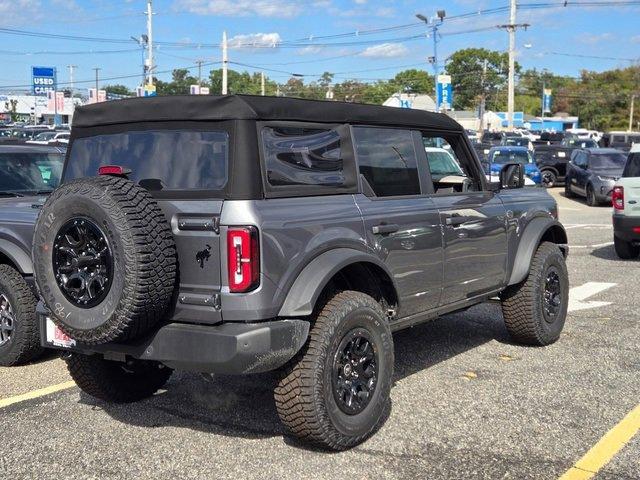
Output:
383 93 436 112
0 93 81 125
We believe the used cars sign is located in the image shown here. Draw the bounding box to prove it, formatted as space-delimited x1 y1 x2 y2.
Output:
32 66 56 96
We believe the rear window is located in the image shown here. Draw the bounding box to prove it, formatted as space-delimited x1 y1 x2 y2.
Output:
65 130 228 191
623 153 640 178
261 127 344 187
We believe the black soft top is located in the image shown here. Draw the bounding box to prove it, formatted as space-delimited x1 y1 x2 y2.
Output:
72 94 462 131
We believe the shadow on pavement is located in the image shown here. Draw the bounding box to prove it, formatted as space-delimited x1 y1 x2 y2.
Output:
83 305 509 447
590 243 620 261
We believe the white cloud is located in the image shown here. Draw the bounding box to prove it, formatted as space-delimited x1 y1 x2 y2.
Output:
0 0 42 26
174 0 303 18
296 45 323 55
354 0 367 4
631 35 640 44
227 32 281 50
360 43 408 58
576 32 613 45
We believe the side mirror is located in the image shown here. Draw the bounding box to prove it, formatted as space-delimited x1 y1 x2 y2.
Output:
499 163 525 189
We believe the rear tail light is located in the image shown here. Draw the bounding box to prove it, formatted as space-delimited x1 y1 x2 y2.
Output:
227 227 260 293
612 186 624 210
98 165 132 177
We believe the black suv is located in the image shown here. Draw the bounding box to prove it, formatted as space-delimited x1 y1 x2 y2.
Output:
0 145 64 365
34 95 569 450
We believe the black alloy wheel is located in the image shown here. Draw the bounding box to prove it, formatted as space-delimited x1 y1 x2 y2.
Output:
52 218 113 308
542 269 562 322
541 171 556 188
332 328 379 415
0 294 14 347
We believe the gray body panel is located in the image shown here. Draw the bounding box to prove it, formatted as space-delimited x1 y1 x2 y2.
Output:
0 196 46 274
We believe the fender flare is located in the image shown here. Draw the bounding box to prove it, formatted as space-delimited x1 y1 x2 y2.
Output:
278 248 396 317
0 239 33 274
508 217 567 286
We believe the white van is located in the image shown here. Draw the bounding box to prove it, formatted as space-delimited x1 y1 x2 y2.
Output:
612 145 640 258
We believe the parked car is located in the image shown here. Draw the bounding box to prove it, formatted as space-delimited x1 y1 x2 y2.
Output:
500 136 533 150
565 148 627 206
34 95 568 450
534 131 566 146
533 137 598 188
0 145 65 366
600 131 640 152
26 131 70 145
612 145 640 259
488 146 542 185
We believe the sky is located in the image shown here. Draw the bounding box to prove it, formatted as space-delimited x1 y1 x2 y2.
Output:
0 0 639 93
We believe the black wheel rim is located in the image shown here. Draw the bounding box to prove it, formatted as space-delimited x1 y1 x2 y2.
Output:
543 268 562 322
332 328 379 415
0 294 14 346
542 172 555 187
52 218 113 309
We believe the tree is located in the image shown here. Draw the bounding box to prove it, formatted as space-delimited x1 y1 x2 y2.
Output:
156 69 199 95
104 84 134 97
4 99 18 122
446 48 517 111
391 69 434 95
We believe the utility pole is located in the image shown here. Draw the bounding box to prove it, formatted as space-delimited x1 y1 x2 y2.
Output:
222 30 228 95
541 79 546 119
416 11 446 113
498 1 529 131
93 67 101 101
146 0 154 86
67 65 77 93
261 71 265 96
630 94 636 132
197 60 203 87
479 59 488 131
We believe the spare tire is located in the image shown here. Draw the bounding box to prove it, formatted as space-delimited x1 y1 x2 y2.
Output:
33 176 177 345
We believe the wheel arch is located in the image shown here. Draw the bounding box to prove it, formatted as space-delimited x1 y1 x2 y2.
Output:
0 239 32 275
508 217 568 286
277 248 399 318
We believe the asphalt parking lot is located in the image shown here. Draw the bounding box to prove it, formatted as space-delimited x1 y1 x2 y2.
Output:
1 188 638 480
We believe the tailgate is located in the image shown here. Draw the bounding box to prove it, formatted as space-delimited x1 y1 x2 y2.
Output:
621 178 640 216
158 199 224 324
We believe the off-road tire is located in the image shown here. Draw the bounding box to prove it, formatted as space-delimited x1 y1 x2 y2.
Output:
0 265 43 366
614 236 640 259
541 170 557 188
274 291 393 450
500 242 569 346
564 181 575 198
66 353 172 403
586 184 598 206
33 176 177 344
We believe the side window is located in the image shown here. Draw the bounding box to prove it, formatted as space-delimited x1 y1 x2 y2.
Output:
421 133 480 194
262 126 344 188
624 153 640 178
353 127 420 197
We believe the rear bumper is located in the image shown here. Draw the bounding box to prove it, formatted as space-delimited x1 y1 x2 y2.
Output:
613 215 640 242
39 310 309 375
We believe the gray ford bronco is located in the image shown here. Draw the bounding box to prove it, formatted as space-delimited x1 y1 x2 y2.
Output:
0 145 64 366
34 95 569 450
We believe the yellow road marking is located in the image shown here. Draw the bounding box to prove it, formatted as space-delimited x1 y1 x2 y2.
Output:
559 403 640 480
0 381 76 409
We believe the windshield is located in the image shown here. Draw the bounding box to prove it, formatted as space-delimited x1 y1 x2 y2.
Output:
426 149 464 177
34 132 56 141
490 150 533 165
0 152 64 193
590 153 627 170
504 138 528 147
66 129 229 192
565 139 597 148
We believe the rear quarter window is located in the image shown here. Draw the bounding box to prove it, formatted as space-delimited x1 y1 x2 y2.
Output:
623 153 640 178
65 129 228 192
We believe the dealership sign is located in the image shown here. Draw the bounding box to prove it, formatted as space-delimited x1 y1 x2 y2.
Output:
436 75 453 111
32 66 56 96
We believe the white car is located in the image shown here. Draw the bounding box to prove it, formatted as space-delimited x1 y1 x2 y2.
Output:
612 145 640 258
26 131 70 145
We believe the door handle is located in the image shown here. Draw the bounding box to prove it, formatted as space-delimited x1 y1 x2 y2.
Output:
372 223 399 235
445 216 468 227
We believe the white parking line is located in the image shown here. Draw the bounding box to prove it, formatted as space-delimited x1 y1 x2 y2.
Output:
568 282 617 312
564 224 612 230
572 242 614 249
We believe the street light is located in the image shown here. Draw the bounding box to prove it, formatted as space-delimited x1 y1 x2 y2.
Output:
416 11 446 112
